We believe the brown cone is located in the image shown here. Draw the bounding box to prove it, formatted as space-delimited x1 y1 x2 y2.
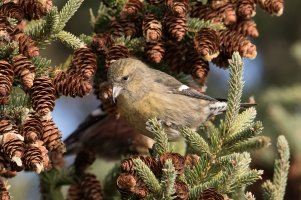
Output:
185 154 200 167
0 2 24 22
117 173 149 199
198 188 224 200
121 156 159 175
119 17 141 37
0 17 15 38
21 113 43 143
159 153 186 175
142 14 162 42
0 118 14 135
31 76 56 115
49 150 65 169
105 45 131 68
91 33 113 56
211 51 231 69
231 19 259 38
15 33 39 58
22 145 44 173
121 0 143 17
219 29 257 59
166 0 189 17
18 0 52 20
109 19 124 38
175 180 189 200
12 54 36 91
0 152 17 178
67 47 97 80
237 0 257 19
67 183 82 200
164 14 187 41
0 61 13 105
194 28 220 61
145 41 165 63
41 116 65 153
31 140 51 170
0 178 10 200
165 41 188 72
258 0 284 16
74 150 95 176
81 173 104 200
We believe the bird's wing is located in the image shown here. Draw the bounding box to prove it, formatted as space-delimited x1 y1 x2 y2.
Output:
152 69 218 102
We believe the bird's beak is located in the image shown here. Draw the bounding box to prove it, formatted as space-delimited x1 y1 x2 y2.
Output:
112 85 123 103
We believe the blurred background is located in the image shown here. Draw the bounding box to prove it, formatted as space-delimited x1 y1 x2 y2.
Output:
8 0 301 199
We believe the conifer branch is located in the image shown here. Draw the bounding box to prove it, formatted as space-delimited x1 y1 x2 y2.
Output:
160 159 177 199
31 56 52 76
230 136 271 153
55 31 83 49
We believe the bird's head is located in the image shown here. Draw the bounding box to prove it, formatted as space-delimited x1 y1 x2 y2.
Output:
107 58 149 102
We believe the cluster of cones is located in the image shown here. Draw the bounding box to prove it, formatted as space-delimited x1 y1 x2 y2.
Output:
116 153 224 199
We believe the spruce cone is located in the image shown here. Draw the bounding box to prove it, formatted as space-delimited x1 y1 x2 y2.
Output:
145 41 165 63
0 152 17 178
0 118 16 135
0 60 13 105
21 114 43 143
0 17 14 38
74 150 95 176
219 29 257 59
237 0 256 19
121 156 159 175
120 17 141 37
0 2 24 22
164 14 187 41
165 41 188 72
121 0 143 17
67 183 82 200
194 28 220 61
211 51 231 68
67 47 97 80
142 14 162 42
12 54 35 91
258 0 284 16
175 180 189 200
31 76 56 115
41 116 65 153
159 153 186 175
185 154 200 167
166 0 189 17
0 178 10 200
117 173 149 199
91 33 113 56
31 140 51 170
18 0 52 20
105 45 131 68
109 19 124 38
49 150 65 169
52 71 92 97
15 34 39 58
81 173 104 200
198 188 224 200
231 19 259 38
22 145 44 173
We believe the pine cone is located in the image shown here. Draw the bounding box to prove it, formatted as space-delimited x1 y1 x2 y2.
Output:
142 14 162 42
18 0 52 20
198 188 224 200
145 41 165 63
121 0 143 17
22 145 44 173
194 28 220 61
105 45 131 68
121 156 159 175
175 180 189 200
0 152 17 178
21 113 43 143
117 173 149 199
31 76 56 115
237 0 256 19
164 14 187 41
185 154 200 167
165 41 188 72
211 51 231 69
159 153 186 175
12 54 35 91
0 118 13 135
0 2 24 22
219 29 257 59
166 0 189 17
0 178 10 200
231 19 259 38
31 140 50 170
67 47 97 80
258 0 284 16
120 17 141 37
41 116 65 153
0 17 14 38
67 183 82 200
109 19 124 38
0 60 13 105
15 34 39 58
49 150 65 169
91 33 113 56
74 150 96 176
81 173 104 200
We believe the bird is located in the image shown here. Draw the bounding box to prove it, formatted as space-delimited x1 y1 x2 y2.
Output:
107 58 254 141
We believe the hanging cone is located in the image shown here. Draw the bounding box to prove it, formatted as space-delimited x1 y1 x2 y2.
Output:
0 118 14 135
121 0 143 17
31 76 56 116
0 17 15 37
175 180 189 200
31 140 51 170
105 45 131 68
164 14 187 41
67 47 97 80
165 0 189 17
164 41 188 72
0 60 13 105
198 188 224 200
18 0 53 20
159 153 186 175
109 19 124 38
22 145 44 173
117 173 149 199
119 17 141 37
81 173 104 200
211 51 232 69
231 19 259 38
74 150 95 176
15 33 39 58
12 54 36 91
145 41 165 63
91 33 113 56
121 156 159 175
142 13 162 42
0 2 24 22
0 152 17 178
21 113 43 143
236 0 257 19
67 183 82 200
194 28 220 61
49 150 65 169
258 0 284 16
0 178 10 200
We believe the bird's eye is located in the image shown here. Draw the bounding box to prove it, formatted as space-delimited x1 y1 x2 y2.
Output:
122 75 129 81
